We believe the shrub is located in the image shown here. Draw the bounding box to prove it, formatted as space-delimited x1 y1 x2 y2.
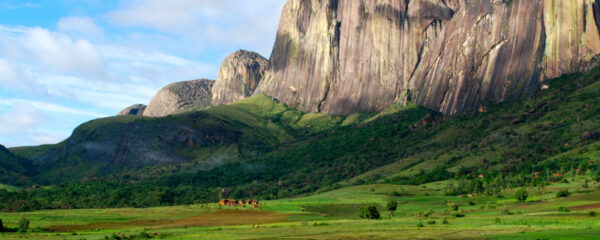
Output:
556 189 570 198
452 211 465 218
449 203 459 211
500 209 514 215
558 206 570 212
427 220 436 225
442 218 449 224
416 221 424 228
359 206 381 220
589 211 596 217
387 200 398 215
515 188 528 202
423 209 434 217
495 218 501 224
18 217 29 233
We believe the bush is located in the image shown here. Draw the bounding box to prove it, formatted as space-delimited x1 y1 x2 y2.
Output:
515 188 528 202
556 189 570 198
495 218 501 224
387 200 398 215
449 203 459 211
589 211 596 217
500 209 514 215
442 218 449 224
452 210 465 218
558 206 570 212
18 217 29 233
416 221 424 228
359 206 381 220
427 220 436 225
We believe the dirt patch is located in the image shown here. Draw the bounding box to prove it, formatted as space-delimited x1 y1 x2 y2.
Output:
569 203 600 211
46 219 170 232
165 210 288 228
45 210 288 232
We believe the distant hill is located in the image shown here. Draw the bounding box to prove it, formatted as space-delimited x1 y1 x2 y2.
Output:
0 144 34 186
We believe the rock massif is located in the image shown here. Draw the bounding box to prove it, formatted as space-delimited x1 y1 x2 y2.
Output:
212 50 268 105
144 79 214 117
256 0 600 115
118 104 147 116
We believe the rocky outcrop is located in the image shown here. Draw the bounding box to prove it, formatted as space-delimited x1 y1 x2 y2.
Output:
212 50 268 105
143 79 214 117
118 104 147 116
257 0 600 115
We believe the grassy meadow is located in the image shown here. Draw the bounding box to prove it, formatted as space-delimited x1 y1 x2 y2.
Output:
1 178 599 240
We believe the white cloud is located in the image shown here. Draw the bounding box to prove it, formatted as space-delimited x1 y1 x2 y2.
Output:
21 27 107 78
0 102 42 135
106 0 285 56
21 2 42 8
58 16 103 37
0 98 105 118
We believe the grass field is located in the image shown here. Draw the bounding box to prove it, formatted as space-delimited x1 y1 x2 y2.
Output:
1 178 599 240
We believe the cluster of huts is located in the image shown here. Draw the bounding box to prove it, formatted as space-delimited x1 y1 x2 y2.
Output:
219 199 260 208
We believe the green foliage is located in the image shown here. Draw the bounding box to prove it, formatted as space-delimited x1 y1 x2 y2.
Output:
416 221 424 228
105 231 158 240
386 200 398 213
515 188 528 202
589 211 597 217
449 203 459 211
452 211 465 218
18 216 29 233
442 218 449 225
359 206 381 220
556 190 571 198
427 220 436 225
500 209 514 215
558 206 570 212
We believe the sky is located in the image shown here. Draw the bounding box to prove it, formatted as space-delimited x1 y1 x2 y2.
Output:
0 0 286 147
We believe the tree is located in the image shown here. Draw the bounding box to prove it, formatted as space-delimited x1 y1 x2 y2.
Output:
515 188 528 202
359 206 381 220
386 200 398 216
18 217 29 233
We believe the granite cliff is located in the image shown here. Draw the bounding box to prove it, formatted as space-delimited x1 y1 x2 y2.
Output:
212 50 268 105
256 0 600 115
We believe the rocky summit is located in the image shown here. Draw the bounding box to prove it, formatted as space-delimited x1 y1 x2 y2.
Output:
118 104 147 116
143 79 214 117
256 0 600 115
212 50 268 106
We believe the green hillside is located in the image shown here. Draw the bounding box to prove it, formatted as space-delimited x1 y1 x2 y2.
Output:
0 145 34 186
2 67 600 211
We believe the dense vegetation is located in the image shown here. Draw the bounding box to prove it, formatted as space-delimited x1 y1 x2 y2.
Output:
1 67 599 211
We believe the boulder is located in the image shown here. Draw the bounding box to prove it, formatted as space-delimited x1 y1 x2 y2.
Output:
212 50 268 105
144 79 214 117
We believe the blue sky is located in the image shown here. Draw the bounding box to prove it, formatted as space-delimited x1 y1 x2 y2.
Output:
0 0 286 147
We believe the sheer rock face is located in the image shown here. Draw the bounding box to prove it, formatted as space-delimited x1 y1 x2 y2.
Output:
143 79 214 117
118 104 147 116
257 0 600 115
211 50 268 105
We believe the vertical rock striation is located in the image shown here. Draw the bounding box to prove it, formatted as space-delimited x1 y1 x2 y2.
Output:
257 0 600 115
211 50 268 105
143 79 214 117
